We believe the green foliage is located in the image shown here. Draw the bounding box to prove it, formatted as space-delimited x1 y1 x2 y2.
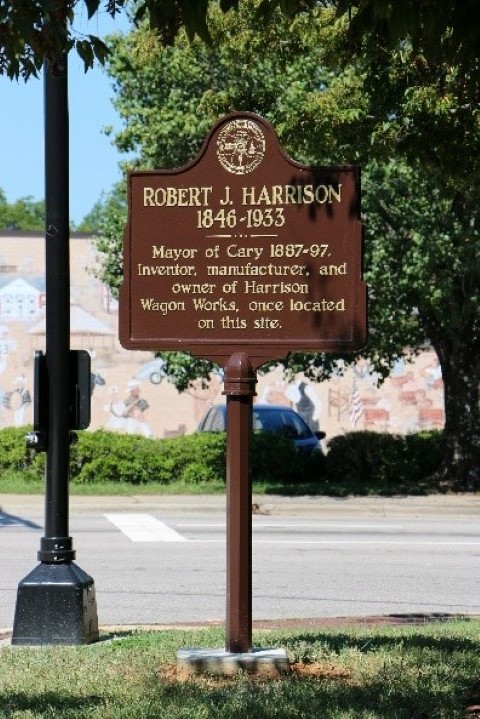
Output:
99 1 479 385
3 0 479 82
250 432 326 484
68 430 226 484
0 426 448 494
0 188 45 231
68 429 325 485
0 426 323 487
95 0 479 485
0 1 125 80
0 620 479 718
404 432 446 482
87 182 127 296
0 426 45 480
325 431 444 494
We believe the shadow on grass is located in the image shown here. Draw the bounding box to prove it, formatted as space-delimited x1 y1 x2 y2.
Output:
278 628 480 656
147 670 473 719
3 627 478 718
146 629 480 719
1 692 104 717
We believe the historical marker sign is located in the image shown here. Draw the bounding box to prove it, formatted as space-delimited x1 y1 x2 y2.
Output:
119 112 366 367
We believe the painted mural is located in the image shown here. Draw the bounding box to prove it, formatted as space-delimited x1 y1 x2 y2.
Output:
0 231 444 442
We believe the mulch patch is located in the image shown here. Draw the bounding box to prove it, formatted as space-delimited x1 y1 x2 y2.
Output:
161 661 351 685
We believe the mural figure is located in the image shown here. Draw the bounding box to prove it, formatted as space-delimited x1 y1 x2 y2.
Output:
2 375 31 426
284 380 322 432
104 380 153 437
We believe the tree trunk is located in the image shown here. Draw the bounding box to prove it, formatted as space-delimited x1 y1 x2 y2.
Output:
434 341 480 490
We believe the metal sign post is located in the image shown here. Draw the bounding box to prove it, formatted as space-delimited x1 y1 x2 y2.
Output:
12 55 98 646
224 353 257 654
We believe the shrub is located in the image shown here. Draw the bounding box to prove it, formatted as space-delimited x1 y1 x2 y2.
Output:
0 425 443 493
250 433 325 483
404 431 444 480
160 433 226 484
0 425 44 481
70 431 177 484
324 430 443 494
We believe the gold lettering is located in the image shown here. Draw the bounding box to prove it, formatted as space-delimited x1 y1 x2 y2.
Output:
289 299 346 311
219 186 232 205
257 186 272 205
142 186 213 207
172 283 215 294
302 185 314 203
207 264 308 276
253 317 282 329
285 185 297 204
244 281 308 294
240 184 343 206
140 298 186 314
193 298 237 312
152 246 198 260
242 187 256 205
248 300 284 311
220 316 248 329
271 185 283 204
198 318 215 329
318 263 347 275
137 264 196 276
226 245 263 260
329 183 342 203
143 187 155 206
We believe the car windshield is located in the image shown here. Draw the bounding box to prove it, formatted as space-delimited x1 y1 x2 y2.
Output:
252 409 312 440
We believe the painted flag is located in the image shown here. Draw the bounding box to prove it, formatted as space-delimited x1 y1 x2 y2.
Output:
349 379 363 427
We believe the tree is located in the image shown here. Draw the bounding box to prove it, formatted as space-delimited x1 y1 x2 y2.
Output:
0 188 45 230
92 0 479 485
3 0 479 80
0 0 227 79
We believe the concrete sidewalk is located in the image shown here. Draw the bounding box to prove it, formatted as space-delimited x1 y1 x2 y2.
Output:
1 492 479 518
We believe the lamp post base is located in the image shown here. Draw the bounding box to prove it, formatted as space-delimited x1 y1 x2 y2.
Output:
12 562 98 646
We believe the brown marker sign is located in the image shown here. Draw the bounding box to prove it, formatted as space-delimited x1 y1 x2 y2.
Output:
119 112 366 367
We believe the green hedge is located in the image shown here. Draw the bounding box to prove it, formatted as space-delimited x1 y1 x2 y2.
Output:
0 426 442 493
0 427 323 486
324 430 443 493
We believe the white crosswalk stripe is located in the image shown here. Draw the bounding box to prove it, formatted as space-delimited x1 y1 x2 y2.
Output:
104 513 187 542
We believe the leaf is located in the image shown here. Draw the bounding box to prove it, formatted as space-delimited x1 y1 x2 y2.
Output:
83 0 101 21
255 0 277 23
180 0 212 44
89 35 110 65
75 39 95 72
133 3 148 25
219 0 240 11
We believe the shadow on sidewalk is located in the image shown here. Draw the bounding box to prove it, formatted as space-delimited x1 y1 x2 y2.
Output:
0 509 41 530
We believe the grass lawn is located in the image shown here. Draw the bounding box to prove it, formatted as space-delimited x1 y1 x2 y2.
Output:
0 471 324 497
1 620 479 718
0 472 226 496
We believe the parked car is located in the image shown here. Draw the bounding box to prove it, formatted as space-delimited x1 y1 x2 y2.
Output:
197 403 326 455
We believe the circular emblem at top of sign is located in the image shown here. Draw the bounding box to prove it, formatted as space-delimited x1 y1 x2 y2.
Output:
216 119 266 175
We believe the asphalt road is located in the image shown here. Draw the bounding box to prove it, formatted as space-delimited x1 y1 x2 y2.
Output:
1 493 479 629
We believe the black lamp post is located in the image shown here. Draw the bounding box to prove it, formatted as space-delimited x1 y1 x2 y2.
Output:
11 53 98 645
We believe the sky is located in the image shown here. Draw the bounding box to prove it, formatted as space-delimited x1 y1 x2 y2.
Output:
0 9 131 226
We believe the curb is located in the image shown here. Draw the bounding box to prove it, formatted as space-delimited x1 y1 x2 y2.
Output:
1 492 480 518
2 611 477 644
